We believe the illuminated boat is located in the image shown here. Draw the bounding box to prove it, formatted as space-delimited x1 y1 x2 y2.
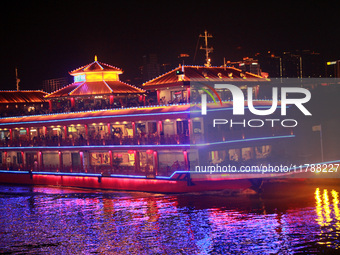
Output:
0 58 300 193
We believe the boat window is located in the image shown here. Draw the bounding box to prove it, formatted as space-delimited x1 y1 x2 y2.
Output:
139 151 154 173
255 145 272 159
242 147 254 161
90 152 110 166
158 151 185 176
147 122 157 135
42 152 58 169
136 122 146 136
229 149 241 162
113 152 135 169
209 150 227 164
163 120 175 135
176 120 188 136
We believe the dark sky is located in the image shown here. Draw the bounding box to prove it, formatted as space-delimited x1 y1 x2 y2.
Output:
1 1 339 90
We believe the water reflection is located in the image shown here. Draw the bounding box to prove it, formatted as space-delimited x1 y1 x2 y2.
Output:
0 184 340 254
314 188 340 249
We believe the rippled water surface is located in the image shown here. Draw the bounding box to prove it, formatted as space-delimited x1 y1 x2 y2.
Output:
0 182 340 254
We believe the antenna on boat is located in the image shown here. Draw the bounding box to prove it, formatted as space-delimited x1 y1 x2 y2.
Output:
200 30 213 67
15 68 20 91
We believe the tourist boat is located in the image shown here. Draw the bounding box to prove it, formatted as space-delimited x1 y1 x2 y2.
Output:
0 57 310 193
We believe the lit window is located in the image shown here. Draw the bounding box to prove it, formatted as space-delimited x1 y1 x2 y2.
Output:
74 74 86 82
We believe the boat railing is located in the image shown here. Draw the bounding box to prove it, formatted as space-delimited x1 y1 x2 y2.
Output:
0 134 190 147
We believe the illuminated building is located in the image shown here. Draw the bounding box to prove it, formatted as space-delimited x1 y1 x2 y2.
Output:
45 56 146 112
0 58 323 193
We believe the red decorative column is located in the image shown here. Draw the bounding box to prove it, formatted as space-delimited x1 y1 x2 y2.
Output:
183 151 189 170
80 151 84 172
110 95 114 106
26 128 30 141
158 121 163 133
70 97 75 108
39 151 43 171
21 151 25 170
85 124 88 145
132 122 135 137
153 151 158 176
107 123 111 135
157 90 160 104
48 100 52 111
109 150 113 172
58 151 62 172
186 87 191 102
4 151 7 169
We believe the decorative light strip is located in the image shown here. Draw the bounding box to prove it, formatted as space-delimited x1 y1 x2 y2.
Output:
0 170 30 174
0 101 189 120
31 171 102 176
0 170 100 177
103 81 114 93
0 100 284 122
0 144 191 150
110 174 147 178
96 61 104 70
69 81 86 95
0 109 191 126
199 135 295 146
0 169 188 180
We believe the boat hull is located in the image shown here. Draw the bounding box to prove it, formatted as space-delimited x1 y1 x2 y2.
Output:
0 172 254 193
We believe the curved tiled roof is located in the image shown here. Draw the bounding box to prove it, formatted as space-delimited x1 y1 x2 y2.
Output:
143 66 266 87
0 91 48 103
69 61 123 74
45 81 145 98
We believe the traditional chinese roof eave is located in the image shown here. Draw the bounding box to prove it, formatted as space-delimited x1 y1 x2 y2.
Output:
45 81 145 99
69 61 123 75
0 91 48 104
142 65 268 87
143 81 190 90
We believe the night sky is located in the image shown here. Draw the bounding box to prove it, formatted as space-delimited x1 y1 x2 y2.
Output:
1 1 339 90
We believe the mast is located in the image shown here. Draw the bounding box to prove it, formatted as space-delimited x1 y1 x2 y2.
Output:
200 30 213 67
15 68 20 91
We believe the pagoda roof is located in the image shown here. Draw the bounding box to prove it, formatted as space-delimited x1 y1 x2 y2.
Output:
69 61 123 75
45 81 145 98
0 91 48 104
143 66 266 88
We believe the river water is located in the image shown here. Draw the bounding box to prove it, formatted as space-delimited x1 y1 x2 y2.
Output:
0 182 339 254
